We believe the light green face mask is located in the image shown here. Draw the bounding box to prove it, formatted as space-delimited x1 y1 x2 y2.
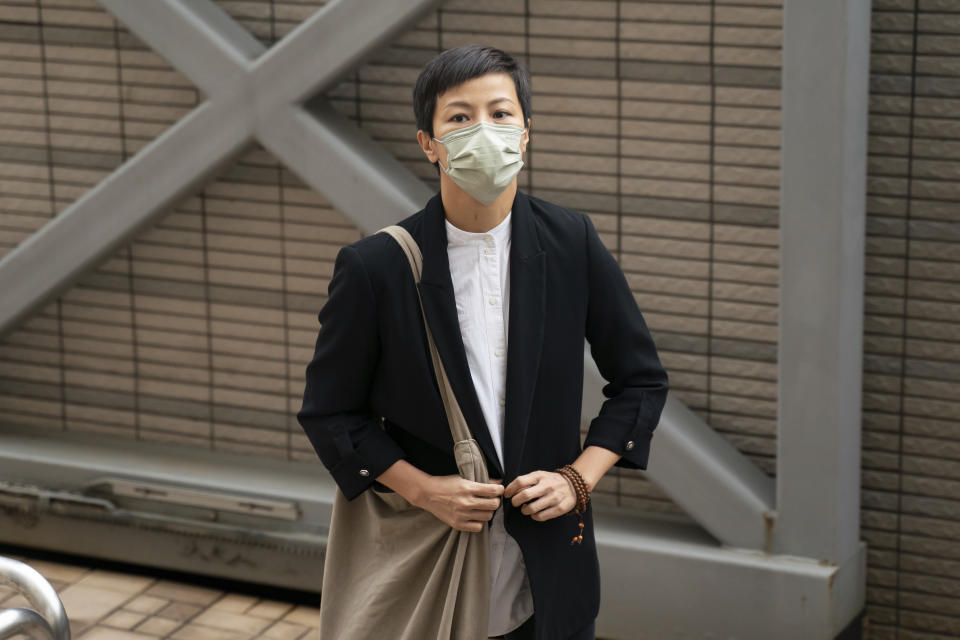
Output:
432 121 526 205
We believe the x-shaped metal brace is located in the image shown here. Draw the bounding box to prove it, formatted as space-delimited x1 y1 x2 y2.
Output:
0 0 780 555
0 0 437 336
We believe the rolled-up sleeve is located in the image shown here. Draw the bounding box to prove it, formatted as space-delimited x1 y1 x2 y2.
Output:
581 213 669 470
296 244 405 500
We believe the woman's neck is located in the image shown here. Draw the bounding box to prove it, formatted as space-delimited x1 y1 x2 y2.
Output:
440 179 515 233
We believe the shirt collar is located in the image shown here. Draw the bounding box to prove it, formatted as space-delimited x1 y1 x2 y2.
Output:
445 210 512 247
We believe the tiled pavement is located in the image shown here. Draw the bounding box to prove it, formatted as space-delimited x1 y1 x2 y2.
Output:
1 548 614 639
0 548 320 639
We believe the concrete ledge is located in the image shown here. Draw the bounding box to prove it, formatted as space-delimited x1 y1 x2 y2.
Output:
0 426 865 638
596 506 866 640
0 425 332 591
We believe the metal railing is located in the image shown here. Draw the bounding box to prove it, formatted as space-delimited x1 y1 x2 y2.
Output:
0 556 70 640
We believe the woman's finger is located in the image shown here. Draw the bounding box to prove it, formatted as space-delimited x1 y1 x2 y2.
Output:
521 493 559 516
469 495 501 510
472 479 505 498
511 481 548 508
504 472 540 498
530 505 565 522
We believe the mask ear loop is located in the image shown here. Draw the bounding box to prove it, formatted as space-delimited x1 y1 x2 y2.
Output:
431 136 449 173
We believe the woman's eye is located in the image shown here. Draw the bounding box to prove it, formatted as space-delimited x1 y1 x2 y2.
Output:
451 114 467 122
494 111 510 118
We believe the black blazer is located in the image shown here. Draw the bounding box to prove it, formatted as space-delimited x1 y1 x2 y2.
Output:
297 188 669 639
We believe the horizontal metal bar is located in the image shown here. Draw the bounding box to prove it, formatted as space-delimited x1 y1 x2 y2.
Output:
93 478 300 521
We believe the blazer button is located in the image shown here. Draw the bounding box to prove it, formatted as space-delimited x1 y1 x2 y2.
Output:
359 469 370 476
625 440 635 451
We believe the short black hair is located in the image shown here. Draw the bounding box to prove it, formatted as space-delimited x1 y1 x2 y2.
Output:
413 44 532 174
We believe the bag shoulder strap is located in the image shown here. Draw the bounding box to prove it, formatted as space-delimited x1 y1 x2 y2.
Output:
376 225 472 446
378 225 423 283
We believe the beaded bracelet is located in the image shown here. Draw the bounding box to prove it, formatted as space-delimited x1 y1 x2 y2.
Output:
554 464 591 545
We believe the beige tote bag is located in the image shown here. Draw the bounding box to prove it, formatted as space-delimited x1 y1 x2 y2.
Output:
316 225 493 640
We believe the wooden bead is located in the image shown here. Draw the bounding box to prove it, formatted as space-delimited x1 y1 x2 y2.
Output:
556 463 592 544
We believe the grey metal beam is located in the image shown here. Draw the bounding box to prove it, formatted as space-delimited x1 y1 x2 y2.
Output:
0 103 251 337
648 395 777 550
258 102 433 234
251 0 439 108
774 0 871 563
0 0 438 336
98 0 261 93
581 346 776 550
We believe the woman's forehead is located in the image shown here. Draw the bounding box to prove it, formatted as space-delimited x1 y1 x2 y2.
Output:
436 72 518 110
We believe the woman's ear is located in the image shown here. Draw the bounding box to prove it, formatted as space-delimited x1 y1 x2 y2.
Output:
417 129 439 163
521 118 531 153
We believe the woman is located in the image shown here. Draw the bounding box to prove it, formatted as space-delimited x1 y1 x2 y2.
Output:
297 44 669 640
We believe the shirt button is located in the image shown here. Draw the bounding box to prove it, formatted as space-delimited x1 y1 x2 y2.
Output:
625 441 635 451
359 468 370 476
485 248 495 255
489 297 497 305
499 398 505 407
495 348 504 357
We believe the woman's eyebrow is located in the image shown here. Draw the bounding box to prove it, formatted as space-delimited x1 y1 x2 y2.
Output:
441 97 515 111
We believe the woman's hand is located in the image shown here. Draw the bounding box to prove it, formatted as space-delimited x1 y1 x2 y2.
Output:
504 471 577 522
414 475 504 533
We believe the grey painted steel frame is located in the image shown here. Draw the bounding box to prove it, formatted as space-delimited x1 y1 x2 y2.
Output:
0 0 776 551
599 0 871 633
0 0 436 337
0 0 870 637
775 0 870 568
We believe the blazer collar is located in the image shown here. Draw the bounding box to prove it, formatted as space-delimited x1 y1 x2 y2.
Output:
416 189 545 481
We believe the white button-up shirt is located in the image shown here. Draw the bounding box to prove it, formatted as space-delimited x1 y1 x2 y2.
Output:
445 210 535 637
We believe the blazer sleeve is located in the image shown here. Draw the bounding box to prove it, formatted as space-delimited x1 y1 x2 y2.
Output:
296 244 406 500
581 212 670 470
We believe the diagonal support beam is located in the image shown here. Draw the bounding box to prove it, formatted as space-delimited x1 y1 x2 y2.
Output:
650 396 776 549
581 347 776 550
260 102 433 234
0 0 436 335
0 0 774 551
0 102 252 334
102 0 263 91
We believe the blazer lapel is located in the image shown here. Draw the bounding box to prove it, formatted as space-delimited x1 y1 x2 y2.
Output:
416 192 506 479
502 190 546 480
